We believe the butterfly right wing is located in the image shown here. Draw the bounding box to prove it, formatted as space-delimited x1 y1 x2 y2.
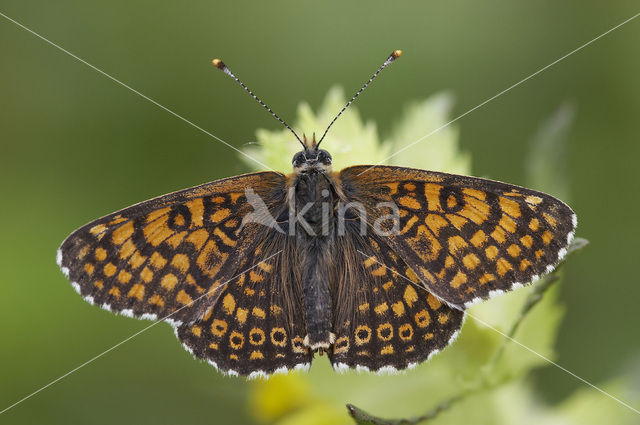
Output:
58 172 287 325
329 230 464 373
339 166 576 308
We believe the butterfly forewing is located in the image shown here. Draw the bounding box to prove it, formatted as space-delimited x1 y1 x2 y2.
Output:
58 172 287 324
176 231 312 377
339 165 577 308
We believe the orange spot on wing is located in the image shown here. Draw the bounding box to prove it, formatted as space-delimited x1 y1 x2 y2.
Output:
211 208 231 223
185 198 204 227
119 240 136 260
370 266 386 277
525 195 543 205
165 231 187 248
146 207 171 223
112 221 134 245
427 294 441 310
425 214 449 236
160 273 178 290
94 248 107 261
392 301 405 317
222 293 235 315
149 252 167 269
128 283 145 301
507 244 521 257
448 235 468 254
89 224 107 236
176 290 193 305
462 188 486 200
398 196 421 210
214 228 236 247
149 294 165 307
403 286 418 307
499 214 517 233
374 303 389 315
479 273 495 284
171 254 190 273
529 218 540 231
380 345 394 355
470 230 488 247
197 240 226 278
249 270 264 282
236 307 248 324
520 234 533 248
185 229 209 250
143 215 172 246
496 257 513 277
103 262 117 277
406 268 419 283
140 266 153 283
404 182 416 191
446 213 468 230
461 197 490 224
543 212 557 227
117 270 132 284
520 259 532 271
462 253 481 270
491 226 507 243
424 183 443 212
499 196 521 218
450 270 467 288
485 245 499 260
250 351 264 360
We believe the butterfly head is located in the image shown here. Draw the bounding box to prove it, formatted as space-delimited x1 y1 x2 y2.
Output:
292 137 332 174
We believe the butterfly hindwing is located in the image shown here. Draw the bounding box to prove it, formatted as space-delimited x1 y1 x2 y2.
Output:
339 165 577 308
329 229 464 372
58 172 287 324
176 231 312 377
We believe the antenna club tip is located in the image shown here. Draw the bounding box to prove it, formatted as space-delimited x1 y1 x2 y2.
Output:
392 50 403 58
212 58 226 69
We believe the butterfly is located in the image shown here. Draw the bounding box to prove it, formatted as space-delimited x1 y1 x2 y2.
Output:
58 50 577 378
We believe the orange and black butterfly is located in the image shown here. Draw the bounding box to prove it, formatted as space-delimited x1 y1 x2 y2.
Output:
58 50 577 378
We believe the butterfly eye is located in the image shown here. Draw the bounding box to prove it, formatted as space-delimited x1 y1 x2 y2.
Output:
317 150 332 165
292 152 305 166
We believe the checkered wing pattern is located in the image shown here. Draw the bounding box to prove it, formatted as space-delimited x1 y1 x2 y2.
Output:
329 231 464 372
57 172 286 325
339 166 577 308
176 234 312 377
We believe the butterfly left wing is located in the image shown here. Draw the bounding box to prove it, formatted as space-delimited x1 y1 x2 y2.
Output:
176 229 312 377
58 172 287 324
338 165 577 308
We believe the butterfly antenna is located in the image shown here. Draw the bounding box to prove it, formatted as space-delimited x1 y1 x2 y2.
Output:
316 50 403 148
212 58 305 148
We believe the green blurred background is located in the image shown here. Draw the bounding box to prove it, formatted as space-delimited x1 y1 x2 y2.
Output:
1 1 639 424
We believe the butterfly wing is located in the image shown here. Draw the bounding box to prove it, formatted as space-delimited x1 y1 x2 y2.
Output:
176 230 312 377
339 165 577 308
58 172 287 325
329 229 464 372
